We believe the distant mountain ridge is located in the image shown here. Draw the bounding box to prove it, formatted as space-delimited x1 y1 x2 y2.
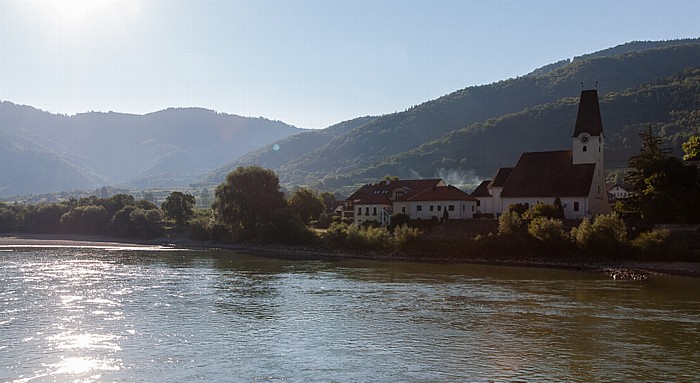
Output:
3 38 700 198
0 104 303 196
213 39 700 193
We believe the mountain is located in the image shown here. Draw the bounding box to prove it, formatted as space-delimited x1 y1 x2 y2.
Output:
212 40 700 193
333 68 700 191
0 104 303 196
208 116 377 182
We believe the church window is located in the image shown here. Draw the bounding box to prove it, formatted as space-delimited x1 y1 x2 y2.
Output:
574 202 579 212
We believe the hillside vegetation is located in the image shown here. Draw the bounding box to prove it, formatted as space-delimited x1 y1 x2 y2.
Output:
210 41 700 193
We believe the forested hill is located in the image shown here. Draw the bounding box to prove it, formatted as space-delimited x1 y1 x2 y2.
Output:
327 68 700 191
210 41 700 192
209 116 376 182
0 105 302 197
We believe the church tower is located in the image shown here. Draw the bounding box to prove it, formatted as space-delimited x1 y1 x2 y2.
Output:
572 89 610 215
572 89 604 166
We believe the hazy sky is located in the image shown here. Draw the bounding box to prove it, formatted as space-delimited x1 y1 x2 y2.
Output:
1 0 698 128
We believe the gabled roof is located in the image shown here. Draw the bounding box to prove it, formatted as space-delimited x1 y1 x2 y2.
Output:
500 150 595 198
346 179 444 201
572 89 604 137
471 180 492 197
394 185 478 202
356 194 392 205
489 167 513 188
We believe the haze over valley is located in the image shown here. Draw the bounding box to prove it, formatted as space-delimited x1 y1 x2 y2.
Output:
2 38 700 198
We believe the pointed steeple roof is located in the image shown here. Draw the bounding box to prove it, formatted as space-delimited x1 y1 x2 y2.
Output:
572 89 604 137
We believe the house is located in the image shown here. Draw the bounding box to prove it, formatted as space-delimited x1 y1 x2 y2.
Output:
472 89 611 219
393 185 478 221
346 179 445 226
607 183 633 200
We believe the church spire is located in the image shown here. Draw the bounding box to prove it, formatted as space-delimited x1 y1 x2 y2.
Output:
572 89 604 137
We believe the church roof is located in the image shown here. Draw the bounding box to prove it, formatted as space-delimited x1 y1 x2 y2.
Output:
572 89 604 137
471 180 492 197
500 150 595 198
490 167 513 188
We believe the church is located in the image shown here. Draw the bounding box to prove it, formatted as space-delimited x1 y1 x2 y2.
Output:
471 89 611 219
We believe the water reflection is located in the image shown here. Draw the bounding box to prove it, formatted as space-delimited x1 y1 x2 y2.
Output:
1 248 699 382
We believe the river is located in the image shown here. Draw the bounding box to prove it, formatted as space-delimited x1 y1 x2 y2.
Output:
1 246 699 382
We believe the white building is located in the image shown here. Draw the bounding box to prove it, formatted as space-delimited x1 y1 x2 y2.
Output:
472 89 611 219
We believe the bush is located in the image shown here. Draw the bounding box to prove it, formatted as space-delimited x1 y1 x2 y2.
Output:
528 217 568 243
346 225 391 251
524 202 564 220
392 224 422 250
631 229 670 258
498 210 522 236
321 222 390 251
571 213 628 255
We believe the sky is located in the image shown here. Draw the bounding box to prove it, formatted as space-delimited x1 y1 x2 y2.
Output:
0 1 698 129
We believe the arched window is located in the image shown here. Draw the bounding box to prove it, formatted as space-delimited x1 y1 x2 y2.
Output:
582 146 587 152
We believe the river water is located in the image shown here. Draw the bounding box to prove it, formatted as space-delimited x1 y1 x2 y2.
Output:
1 246 699 382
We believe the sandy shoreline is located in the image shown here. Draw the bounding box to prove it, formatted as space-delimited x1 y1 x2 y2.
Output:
1 233 698 279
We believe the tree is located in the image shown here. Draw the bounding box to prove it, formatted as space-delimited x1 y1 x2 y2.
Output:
682 135 700 161
161 192 196 226
571 213 628 254
524 201 564 220
626 125 672 192
288 188 324 224
498 210 522 236
60 205 109 234
212 166 287 237
623 126 700 223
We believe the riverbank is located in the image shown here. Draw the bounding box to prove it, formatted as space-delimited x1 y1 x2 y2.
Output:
1 233 698 279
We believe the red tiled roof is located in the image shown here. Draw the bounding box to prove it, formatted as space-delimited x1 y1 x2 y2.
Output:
500 150 595 198
346 179 444 201
572 89 604 137
490 167 513 187
395 185 478 202
471 180 492 197
356 194 392 205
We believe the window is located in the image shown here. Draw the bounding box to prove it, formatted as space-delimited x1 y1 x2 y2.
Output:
471 205 475 212
365 207 369 215
583 146 587 152
430 205 434 212
462 205 465 211
373 207 377 216
448 205 455 211
437 205 442 211
401 206 406 214
358 208 362 216
417 205 423 212
574 202 579 212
